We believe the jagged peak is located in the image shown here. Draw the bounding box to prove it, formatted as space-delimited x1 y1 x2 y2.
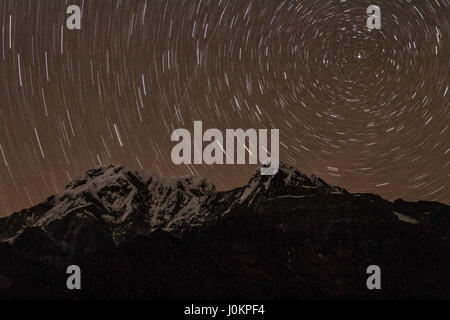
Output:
250 161 311 183
64 164 216 199
157 175 216 196
246 161 346 195
65 165 129 189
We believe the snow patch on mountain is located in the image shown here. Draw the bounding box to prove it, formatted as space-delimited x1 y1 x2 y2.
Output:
393 211 419 224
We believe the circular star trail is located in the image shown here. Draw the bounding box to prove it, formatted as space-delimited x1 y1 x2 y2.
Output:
0 0 448 216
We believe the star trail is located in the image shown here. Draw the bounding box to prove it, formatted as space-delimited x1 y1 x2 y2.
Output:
0 0 448 217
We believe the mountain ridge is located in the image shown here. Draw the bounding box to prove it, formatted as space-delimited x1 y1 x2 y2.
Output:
0 162 448 299
0 162 447 247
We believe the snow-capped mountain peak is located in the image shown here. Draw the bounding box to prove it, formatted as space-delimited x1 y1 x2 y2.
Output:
240 162 346 201
1 164 218 245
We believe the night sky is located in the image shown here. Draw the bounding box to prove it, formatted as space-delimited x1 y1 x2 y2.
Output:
0 0 448 217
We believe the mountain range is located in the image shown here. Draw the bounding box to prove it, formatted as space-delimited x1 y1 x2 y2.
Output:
0 163 448 299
